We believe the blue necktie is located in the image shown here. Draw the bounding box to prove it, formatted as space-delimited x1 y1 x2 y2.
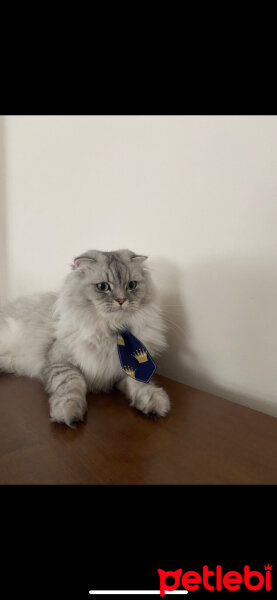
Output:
117 330 156 383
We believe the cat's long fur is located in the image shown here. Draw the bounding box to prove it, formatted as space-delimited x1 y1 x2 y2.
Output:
0 249 170 426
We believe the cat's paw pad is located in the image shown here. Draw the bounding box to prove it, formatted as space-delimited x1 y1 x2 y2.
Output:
142 388 171 417
50 398 87 428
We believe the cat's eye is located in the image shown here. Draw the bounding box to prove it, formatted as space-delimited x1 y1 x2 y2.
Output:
96 282 110 291
127 281 137 290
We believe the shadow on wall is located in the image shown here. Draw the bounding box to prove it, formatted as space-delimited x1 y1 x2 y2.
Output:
0 117 8 303
150 256 206 387
150 256 277 417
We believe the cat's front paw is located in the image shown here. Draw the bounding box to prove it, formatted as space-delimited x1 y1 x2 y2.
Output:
132 386 171 417
50 396 87 428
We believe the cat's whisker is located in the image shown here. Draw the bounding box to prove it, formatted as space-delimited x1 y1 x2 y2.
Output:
162 315 187 337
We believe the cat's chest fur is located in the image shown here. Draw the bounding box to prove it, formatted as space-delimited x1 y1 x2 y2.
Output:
55 303 165 393
57 317 147 392
73 331 123 391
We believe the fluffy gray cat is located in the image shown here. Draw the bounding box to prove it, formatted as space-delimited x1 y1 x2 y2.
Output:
0 249 170 426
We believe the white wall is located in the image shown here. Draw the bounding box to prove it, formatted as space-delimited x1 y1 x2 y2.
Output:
1 115 277 416
0 118 8 304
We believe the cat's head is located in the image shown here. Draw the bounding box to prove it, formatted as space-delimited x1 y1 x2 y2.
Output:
68 249 155 323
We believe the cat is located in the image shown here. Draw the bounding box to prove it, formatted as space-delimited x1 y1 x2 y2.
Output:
0 249 170 427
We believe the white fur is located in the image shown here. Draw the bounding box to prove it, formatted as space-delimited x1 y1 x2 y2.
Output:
0 250 170 426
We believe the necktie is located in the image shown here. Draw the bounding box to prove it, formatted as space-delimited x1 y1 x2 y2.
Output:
117 330 156 383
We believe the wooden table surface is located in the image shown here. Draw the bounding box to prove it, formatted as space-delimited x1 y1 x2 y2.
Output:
0 372 276 484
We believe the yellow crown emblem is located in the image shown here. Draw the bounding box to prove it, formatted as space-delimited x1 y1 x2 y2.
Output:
132 348 148 363
124 366 136 378
117 334 125 346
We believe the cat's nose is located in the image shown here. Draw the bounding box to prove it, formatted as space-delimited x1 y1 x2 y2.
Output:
116 298 127 305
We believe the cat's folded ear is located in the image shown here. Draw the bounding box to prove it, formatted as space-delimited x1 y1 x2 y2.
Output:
130 255 148 264
72 256 96 276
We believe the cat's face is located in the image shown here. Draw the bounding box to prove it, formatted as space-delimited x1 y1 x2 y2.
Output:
70 249 153 321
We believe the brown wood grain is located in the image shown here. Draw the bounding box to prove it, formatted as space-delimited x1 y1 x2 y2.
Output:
0 372 276 484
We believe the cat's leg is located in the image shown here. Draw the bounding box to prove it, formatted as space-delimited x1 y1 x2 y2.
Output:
43 363 87 427
115 376 170 417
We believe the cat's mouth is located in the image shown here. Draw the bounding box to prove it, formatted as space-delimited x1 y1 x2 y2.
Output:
98 302 130 315
113 300 129 311
114 304 128 312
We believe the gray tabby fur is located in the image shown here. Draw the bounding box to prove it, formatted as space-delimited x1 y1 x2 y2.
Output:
0 249 170 426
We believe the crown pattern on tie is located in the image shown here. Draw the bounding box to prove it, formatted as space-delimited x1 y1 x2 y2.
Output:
117 330 156 383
